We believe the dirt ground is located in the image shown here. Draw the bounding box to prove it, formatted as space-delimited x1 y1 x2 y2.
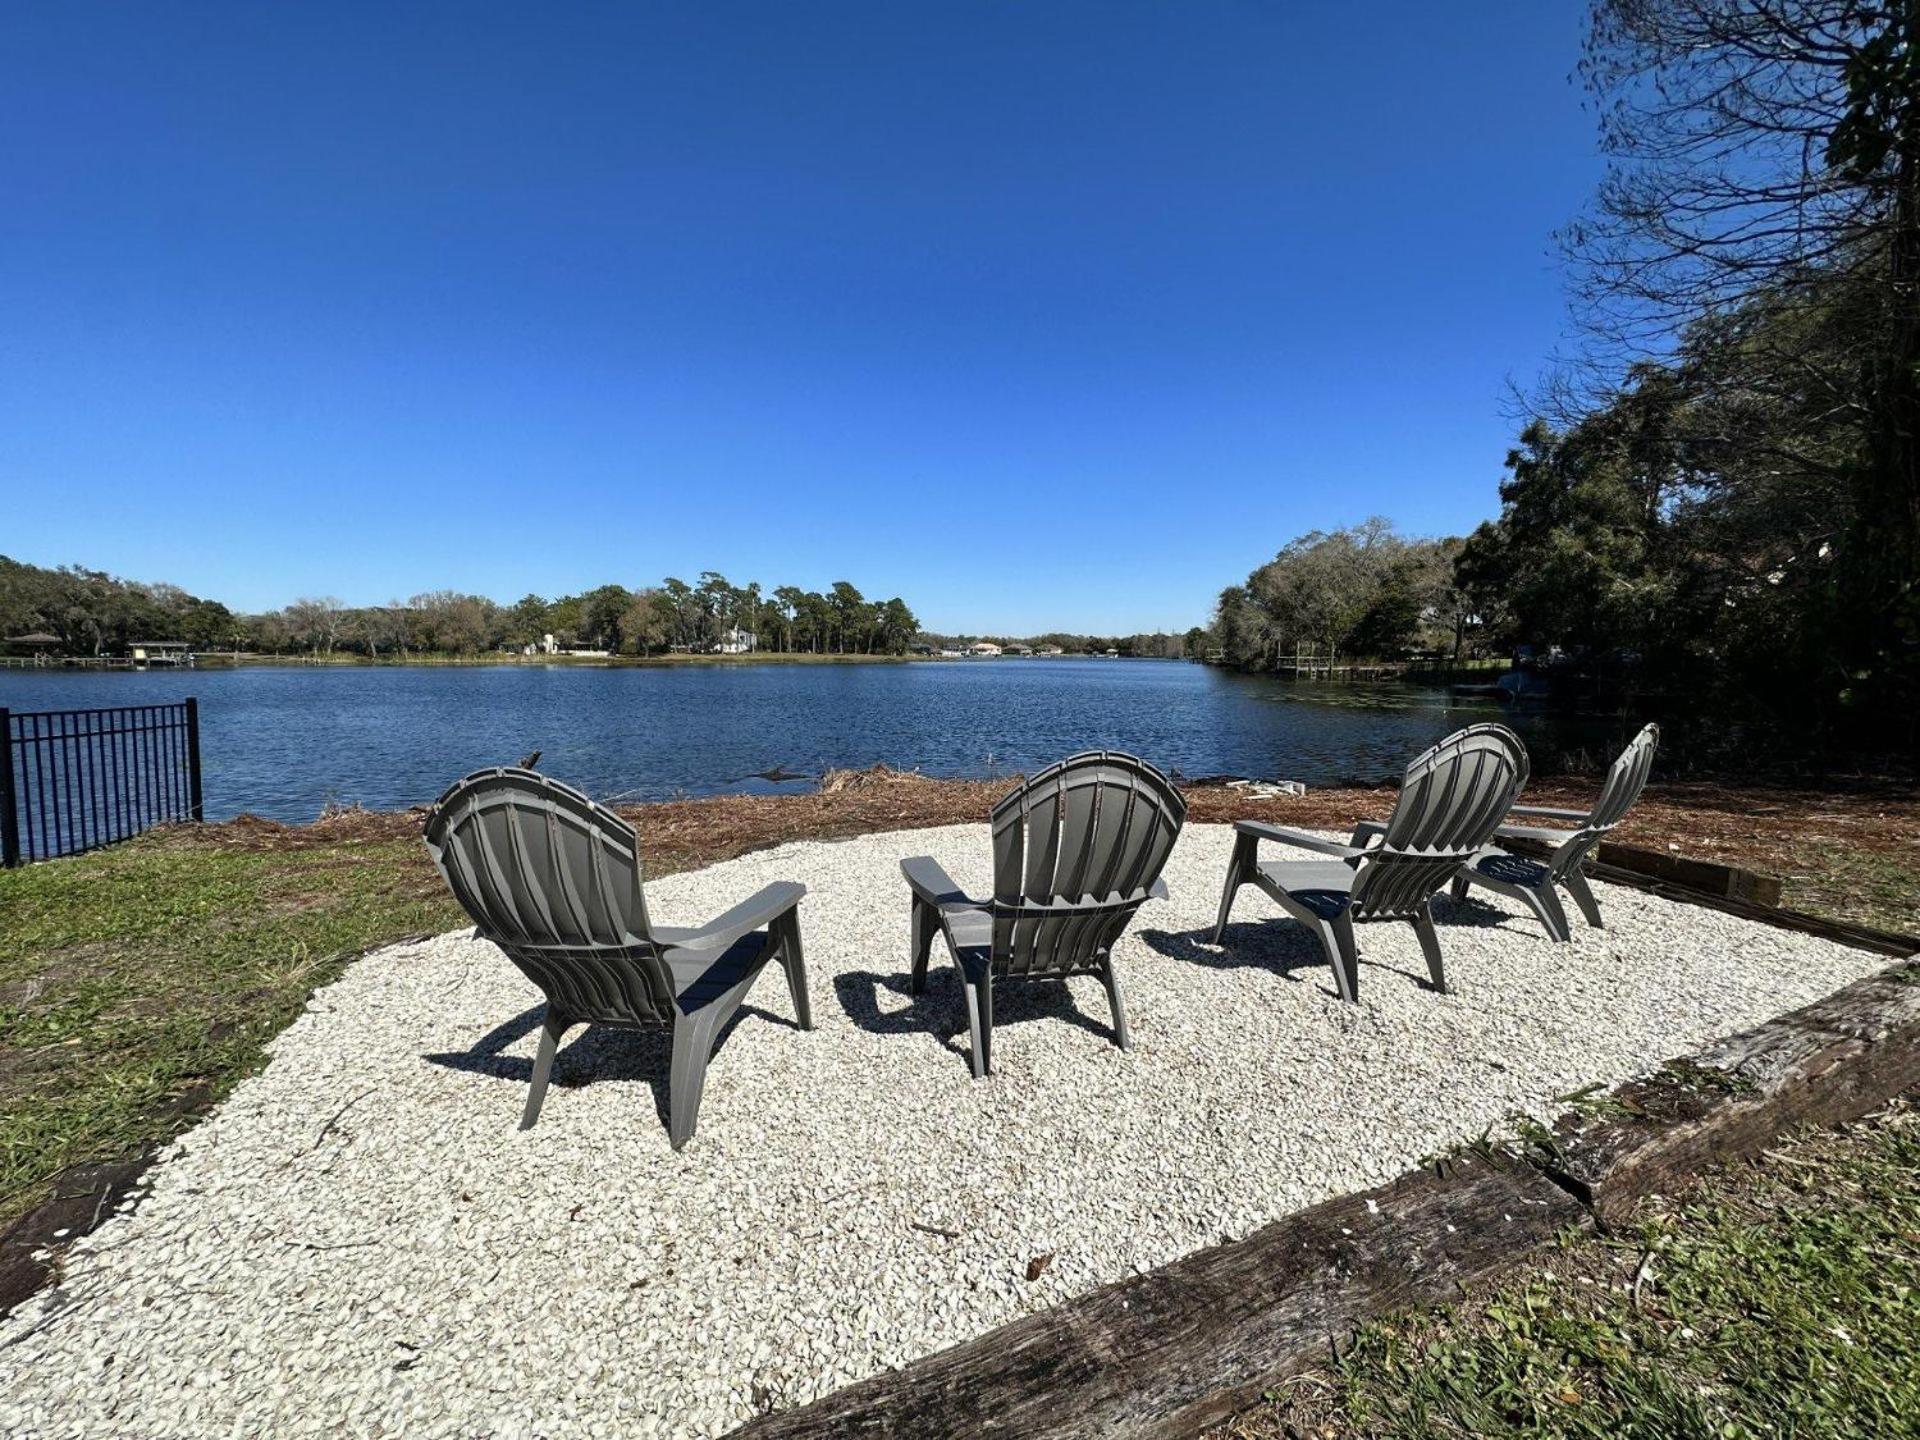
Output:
180 765 1920 933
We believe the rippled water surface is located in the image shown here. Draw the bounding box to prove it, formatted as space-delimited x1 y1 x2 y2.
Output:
0 661 1618 822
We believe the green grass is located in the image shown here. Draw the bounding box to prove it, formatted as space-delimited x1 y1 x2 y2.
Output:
0 832 460 1231
1226 1102 1920 1439
1785 847 1920 937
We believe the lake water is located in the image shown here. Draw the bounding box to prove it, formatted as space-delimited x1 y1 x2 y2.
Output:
0 660 1618 823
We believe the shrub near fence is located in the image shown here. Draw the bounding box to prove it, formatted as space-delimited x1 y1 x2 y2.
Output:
0 700 203 866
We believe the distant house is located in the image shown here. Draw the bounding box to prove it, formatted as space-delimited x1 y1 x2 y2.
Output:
3 632 62 668
1037 645 1064 656
968 641 1002 657
1102 647 1119 657
129 641 192 669
716 627 756 655
1004 643 1033 656
938 647 964 658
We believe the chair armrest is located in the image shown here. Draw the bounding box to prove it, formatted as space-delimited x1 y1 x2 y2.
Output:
1347 819 1387 849
1234 820 1364 859
1495 822 1584 845
1507 804 1590 823
669 880 806 953
901 856 977 910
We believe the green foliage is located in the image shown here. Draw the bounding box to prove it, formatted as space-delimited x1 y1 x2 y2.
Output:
0 556 925 660
1826 23 1918 182
1211 520 1471 671
0 557 243 657
1561 1 1920 756
1456 410 1673 658
1452 257 1911 759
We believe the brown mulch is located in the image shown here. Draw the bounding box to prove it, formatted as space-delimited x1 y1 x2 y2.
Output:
165 764 1920 903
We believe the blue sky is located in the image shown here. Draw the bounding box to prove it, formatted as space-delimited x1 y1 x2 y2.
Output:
3 3 1600 633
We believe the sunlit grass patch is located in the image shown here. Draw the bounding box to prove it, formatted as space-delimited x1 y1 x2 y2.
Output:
1222 1101 1920 1438
0 834 462 1231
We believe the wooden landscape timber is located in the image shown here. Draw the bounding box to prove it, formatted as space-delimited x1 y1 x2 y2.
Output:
1498 834 1917 957
1589 840 1784 906
728 890 1919 1439
730 1153 1587 1440
1529 962 1920 1230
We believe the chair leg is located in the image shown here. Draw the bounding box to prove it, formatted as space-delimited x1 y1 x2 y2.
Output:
1305 914 1359 1003
1412 906 1446 993
910 899 937 995
778 911 812 1029
1331 911 1360 1002
1449 872 1470 903
1562 868 1604 929
1212 832 1258 943
1102 961 1132 1051
1522 881 1573 943
961 972 994 1078
520 1009 570 1131
667 1008 725 1151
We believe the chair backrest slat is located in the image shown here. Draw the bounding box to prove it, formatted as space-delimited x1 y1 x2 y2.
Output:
1548 722 1660 878
423 767 673 1026
1352 725 1528 920
986 753 1186 977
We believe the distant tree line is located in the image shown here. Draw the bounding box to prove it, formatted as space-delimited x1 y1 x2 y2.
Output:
0 559 921 659
1211 520 1473 670
916 630 1205 658
0 557 244 655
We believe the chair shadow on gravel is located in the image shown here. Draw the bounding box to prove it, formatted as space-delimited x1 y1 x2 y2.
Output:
834 968 1118 1067
424 999 800 1131
1142 899 1524 1001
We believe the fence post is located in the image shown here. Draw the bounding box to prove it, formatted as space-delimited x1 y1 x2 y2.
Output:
185 697 204 822
0 708 18 868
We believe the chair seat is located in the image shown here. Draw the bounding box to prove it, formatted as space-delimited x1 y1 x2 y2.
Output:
1493 822 1582 846
1467 847 1551 887
1257 858 1358 919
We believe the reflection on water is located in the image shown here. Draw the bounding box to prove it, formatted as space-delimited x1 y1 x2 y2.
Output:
0 661 1633 823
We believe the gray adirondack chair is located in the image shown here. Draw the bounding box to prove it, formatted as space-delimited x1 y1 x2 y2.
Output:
1211 725 1529 1003
900 751 1187 1077
422 767 810 1149
1448 722 1660 941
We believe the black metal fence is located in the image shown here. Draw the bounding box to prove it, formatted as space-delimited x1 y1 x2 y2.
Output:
1 700 203 866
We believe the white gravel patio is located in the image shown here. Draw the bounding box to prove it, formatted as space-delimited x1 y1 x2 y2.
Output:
0 822 1891 1439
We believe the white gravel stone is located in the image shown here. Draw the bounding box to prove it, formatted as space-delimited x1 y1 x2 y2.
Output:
0 823 1892 1437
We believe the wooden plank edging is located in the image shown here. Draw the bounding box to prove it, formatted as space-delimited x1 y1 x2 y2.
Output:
1496 835 1920 958
728 1154 1586 1440
1531 961 1920 1228
731 957 1919 1438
